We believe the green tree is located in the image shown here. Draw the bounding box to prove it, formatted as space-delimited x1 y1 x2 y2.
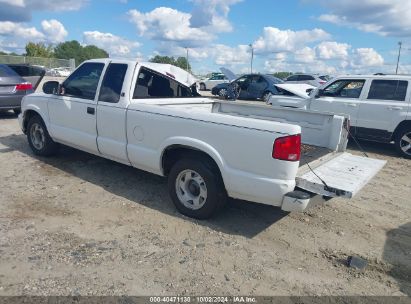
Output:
54 40 108 66
25 42 54 58
175 56 191 72
149 55 191 71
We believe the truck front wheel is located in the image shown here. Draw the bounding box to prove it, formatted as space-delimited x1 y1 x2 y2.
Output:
168 158 226 219
394 127 411 159
27 115 59 156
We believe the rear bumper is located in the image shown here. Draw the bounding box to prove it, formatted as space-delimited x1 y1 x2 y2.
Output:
0 95 23 110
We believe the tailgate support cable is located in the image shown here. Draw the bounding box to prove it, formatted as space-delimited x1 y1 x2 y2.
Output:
304 161 346 197
346 127 369 158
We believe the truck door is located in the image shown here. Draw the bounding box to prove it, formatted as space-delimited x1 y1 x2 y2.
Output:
356 79 409 141
96 62 130 164
48 62 104 154
310 79 366 135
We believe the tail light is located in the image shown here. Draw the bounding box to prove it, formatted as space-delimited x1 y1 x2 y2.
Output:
15 83 33 91
319 81 326 85
273 134 301 161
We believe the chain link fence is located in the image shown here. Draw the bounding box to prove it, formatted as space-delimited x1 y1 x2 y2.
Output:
0 55 75 73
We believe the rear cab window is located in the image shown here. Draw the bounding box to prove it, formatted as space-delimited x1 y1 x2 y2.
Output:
367 80 408 101
133 67 195 99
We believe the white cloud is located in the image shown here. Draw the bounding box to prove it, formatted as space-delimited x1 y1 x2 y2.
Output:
294 47 316 63
316 0 411 37
128 7 213 47
0 0 89 22
41 19 67 43
0 19 69 53
211 44 251 66
0 0 24 6
253 27 330 54
83 31 141 58
0 21 44 40
189 0 242 32
315 41 350 60
351 48 384 67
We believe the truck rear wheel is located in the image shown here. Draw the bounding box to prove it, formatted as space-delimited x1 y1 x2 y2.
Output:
168 158 226 219
394 127 411 159
27 115 59 156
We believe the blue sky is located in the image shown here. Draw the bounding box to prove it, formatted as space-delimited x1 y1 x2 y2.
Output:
0 0 410 75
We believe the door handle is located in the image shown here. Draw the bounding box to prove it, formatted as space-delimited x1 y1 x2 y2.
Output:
87 107 95 115
387 106 403 111
346 103 357 107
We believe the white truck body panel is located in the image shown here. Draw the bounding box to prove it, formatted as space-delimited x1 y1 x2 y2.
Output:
19 59 386 213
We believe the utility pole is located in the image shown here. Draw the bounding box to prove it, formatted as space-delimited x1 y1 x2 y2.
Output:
249 44 254 74
396 41 402 74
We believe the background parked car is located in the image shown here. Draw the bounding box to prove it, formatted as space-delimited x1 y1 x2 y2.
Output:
285 74 329 87
49 67 72 77
198 73 229 91
212 74 284 102
0 64 45 115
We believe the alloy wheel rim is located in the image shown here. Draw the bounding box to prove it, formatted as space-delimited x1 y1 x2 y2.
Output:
400 132 411 155
219 88 227 97
175 169 208 210
30 123 45 150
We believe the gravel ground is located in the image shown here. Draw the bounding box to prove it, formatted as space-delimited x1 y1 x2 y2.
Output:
0 104 410 296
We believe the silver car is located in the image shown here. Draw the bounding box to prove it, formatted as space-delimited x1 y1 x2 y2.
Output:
285 74 329 87
0 64 44 115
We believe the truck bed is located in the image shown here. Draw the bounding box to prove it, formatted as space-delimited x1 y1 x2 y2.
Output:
300 145 333 167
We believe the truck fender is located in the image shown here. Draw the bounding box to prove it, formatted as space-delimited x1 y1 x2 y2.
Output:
21 103 50 132
159 136 226 178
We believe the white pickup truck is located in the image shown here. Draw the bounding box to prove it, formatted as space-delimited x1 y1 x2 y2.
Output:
269 75 411 159
19 59 385 219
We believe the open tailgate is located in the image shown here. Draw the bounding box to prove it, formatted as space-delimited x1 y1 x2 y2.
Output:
296 153 386 198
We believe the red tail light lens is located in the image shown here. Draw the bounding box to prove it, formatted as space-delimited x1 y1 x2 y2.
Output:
273 134 301 161
15 83 33 91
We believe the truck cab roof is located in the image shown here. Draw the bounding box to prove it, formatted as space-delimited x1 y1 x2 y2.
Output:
85 58 198 88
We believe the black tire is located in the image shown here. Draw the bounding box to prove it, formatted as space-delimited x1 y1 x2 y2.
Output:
394 127 411 159
262 91 272 103
200 83 206 91
27 115 59 156
168 157 227 219
13 108 21 115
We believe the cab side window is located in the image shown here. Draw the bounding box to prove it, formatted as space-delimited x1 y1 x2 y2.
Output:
98 63 128 103
133 67 193 98
323 80 365 98
62 63 104 100
367 80 408 101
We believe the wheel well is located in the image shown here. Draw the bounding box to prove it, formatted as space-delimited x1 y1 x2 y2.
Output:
22 110 41 133
392 120 411 141
162 146 222 179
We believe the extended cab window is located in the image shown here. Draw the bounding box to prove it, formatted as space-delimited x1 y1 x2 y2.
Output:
98 63 128 103
322 79 365 98
133 68 194 99
367 80 408 101
62 62 104 100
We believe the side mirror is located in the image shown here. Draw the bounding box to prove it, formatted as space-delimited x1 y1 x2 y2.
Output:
42 81 60 94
